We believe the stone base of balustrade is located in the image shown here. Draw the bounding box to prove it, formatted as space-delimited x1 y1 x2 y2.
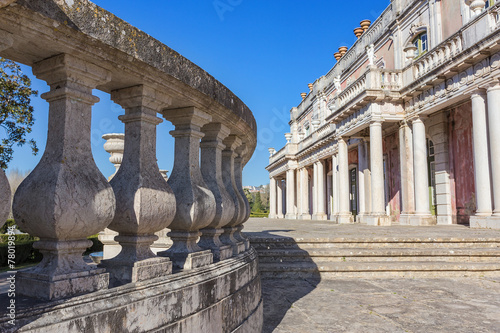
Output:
0 249 262 333
17 267 109 301
364 214 392 226
233 241 246 256
161 250 214 270
218 245 234 261
408 214 437 226
100 257 172 287
470 215 500 229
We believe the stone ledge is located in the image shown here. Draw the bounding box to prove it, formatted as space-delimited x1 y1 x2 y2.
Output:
0 248 262 333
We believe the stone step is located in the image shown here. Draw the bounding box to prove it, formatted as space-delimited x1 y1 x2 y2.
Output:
250 238 500 250
256 247 500 263
258 261 500 279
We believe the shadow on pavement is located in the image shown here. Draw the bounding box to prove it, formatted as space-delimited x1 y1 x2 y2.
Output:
245 230 320 333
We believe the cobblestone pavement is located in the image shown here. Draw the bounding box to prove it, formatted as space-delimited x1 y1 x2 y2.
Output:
262 277 500 333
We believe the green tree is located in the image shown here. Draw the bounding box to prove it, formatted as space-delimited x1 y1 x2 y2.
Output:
0 58 38 169
244 188 254 211
253 192 263 213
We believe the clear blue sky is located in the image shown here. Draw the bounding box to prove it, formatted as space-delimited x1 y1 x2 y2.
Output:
8 0 389 186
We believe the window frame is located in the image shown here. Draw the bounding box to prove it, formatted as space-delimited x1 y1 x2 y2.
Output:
412 32 428 59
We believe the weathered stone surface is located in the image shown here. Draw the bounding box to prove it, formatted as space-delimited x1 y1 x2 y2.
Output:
0 170 10 229
0 249 262 333
12 54 115 300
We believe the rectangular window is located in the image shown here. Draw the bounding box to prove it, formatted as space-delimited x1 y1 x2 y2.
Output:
421 33 428 52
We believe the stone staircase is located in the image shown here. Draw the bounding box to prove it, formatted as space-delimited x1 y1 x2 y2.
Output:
250 236 500 279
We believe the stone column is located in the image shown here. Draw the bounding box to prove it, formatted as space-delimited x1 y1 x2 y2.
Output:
470 91 493 221
364 141 372 215
198 123 235 261
219 135 243 253
301 168 312 219
296 168 302 218
233 142 251 250
269 177 277 219
313 161 327 220
366 120 390 226
312 162 318 217
12 54 115 300
99 85 176 286
337 138 353 223
487 84 500 221
399 121 415 225
286 168 297 219
357 140 367 220
157 107 216 269
411 117 435 225
277 179 284 218
331 154 339 221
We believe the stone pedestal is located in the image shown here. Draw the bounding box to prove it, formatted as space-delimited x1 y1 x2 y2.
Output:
158 231 213 269
470 216 500 229
364 215 391 226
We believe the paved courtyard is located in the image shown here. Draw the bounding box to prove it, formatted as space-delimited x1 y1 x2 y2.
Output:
247 218 500 332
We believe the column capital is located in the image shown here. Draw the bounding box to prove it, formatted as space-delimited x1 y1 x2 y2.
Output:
201 123 231 144
111 85 172 114
162 106 212 129
470 87 487 98
411 115 428 124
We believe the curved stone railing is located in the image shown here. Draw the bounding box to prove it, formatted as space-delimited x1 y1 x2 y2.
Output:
337 72 368 109
0 1 260 329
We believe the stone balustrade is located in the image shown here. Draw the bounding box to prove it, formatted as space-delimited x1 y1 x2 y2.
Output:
413 33 463 79
0 0 256 306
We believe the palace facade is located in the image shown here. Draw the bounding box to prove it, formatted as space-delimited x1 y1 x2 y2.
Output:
266 0 500 229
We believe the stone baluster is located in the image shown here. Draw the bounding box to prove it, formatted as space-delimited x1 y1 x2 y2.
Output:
12 54 115 300
198 123 235 261
0 170 10 229
98 85 176 286
220 135 246 254
234 142 251 250
157 107 216 269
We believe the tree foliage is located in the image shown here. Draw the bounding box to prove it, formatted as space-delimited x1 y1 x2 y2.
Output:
0 58 38 169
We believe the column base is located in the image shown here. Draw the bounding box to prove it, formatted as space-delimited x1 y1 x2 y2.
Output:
232 241 246 256
364 214 391 226
337 213 354 224
100 257 172 287
158 250 213 270
301 214 312 220
276 214 284 219
470 215 500 229
437 215 454 225
399 213 412 225
285 213 297 219
17 267 109 301
312 213 328 220
408 214 436 226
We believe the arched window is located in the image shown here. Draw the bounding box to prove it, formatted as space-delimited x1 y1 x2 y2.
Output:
413 32 428 58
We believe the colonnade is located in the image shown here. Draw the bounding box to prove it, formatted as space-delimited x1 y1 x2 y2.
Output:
10 54 253 300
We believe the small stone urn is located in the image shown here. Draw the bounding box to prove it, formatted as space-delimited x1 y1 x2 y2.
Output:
284 133 293 143
360 20 371 31
308 83 314 91
102 133 124 180
354 27 364 38
0 169 11 229
334 52 342 61
338 46 348 56
301 92 307 99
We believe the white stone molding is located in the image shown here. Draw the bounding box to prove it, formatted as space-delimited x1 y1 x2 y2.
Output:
157 107 215 269
12 54 115 300
198 123 234 261
98 85 176 286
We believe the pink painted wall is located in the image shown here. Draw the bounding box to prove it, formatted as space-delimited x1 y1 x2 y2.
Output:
376 40 395 70
441 0 462 40
348 148 358 165
448 102 475 224
383 131 401 222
